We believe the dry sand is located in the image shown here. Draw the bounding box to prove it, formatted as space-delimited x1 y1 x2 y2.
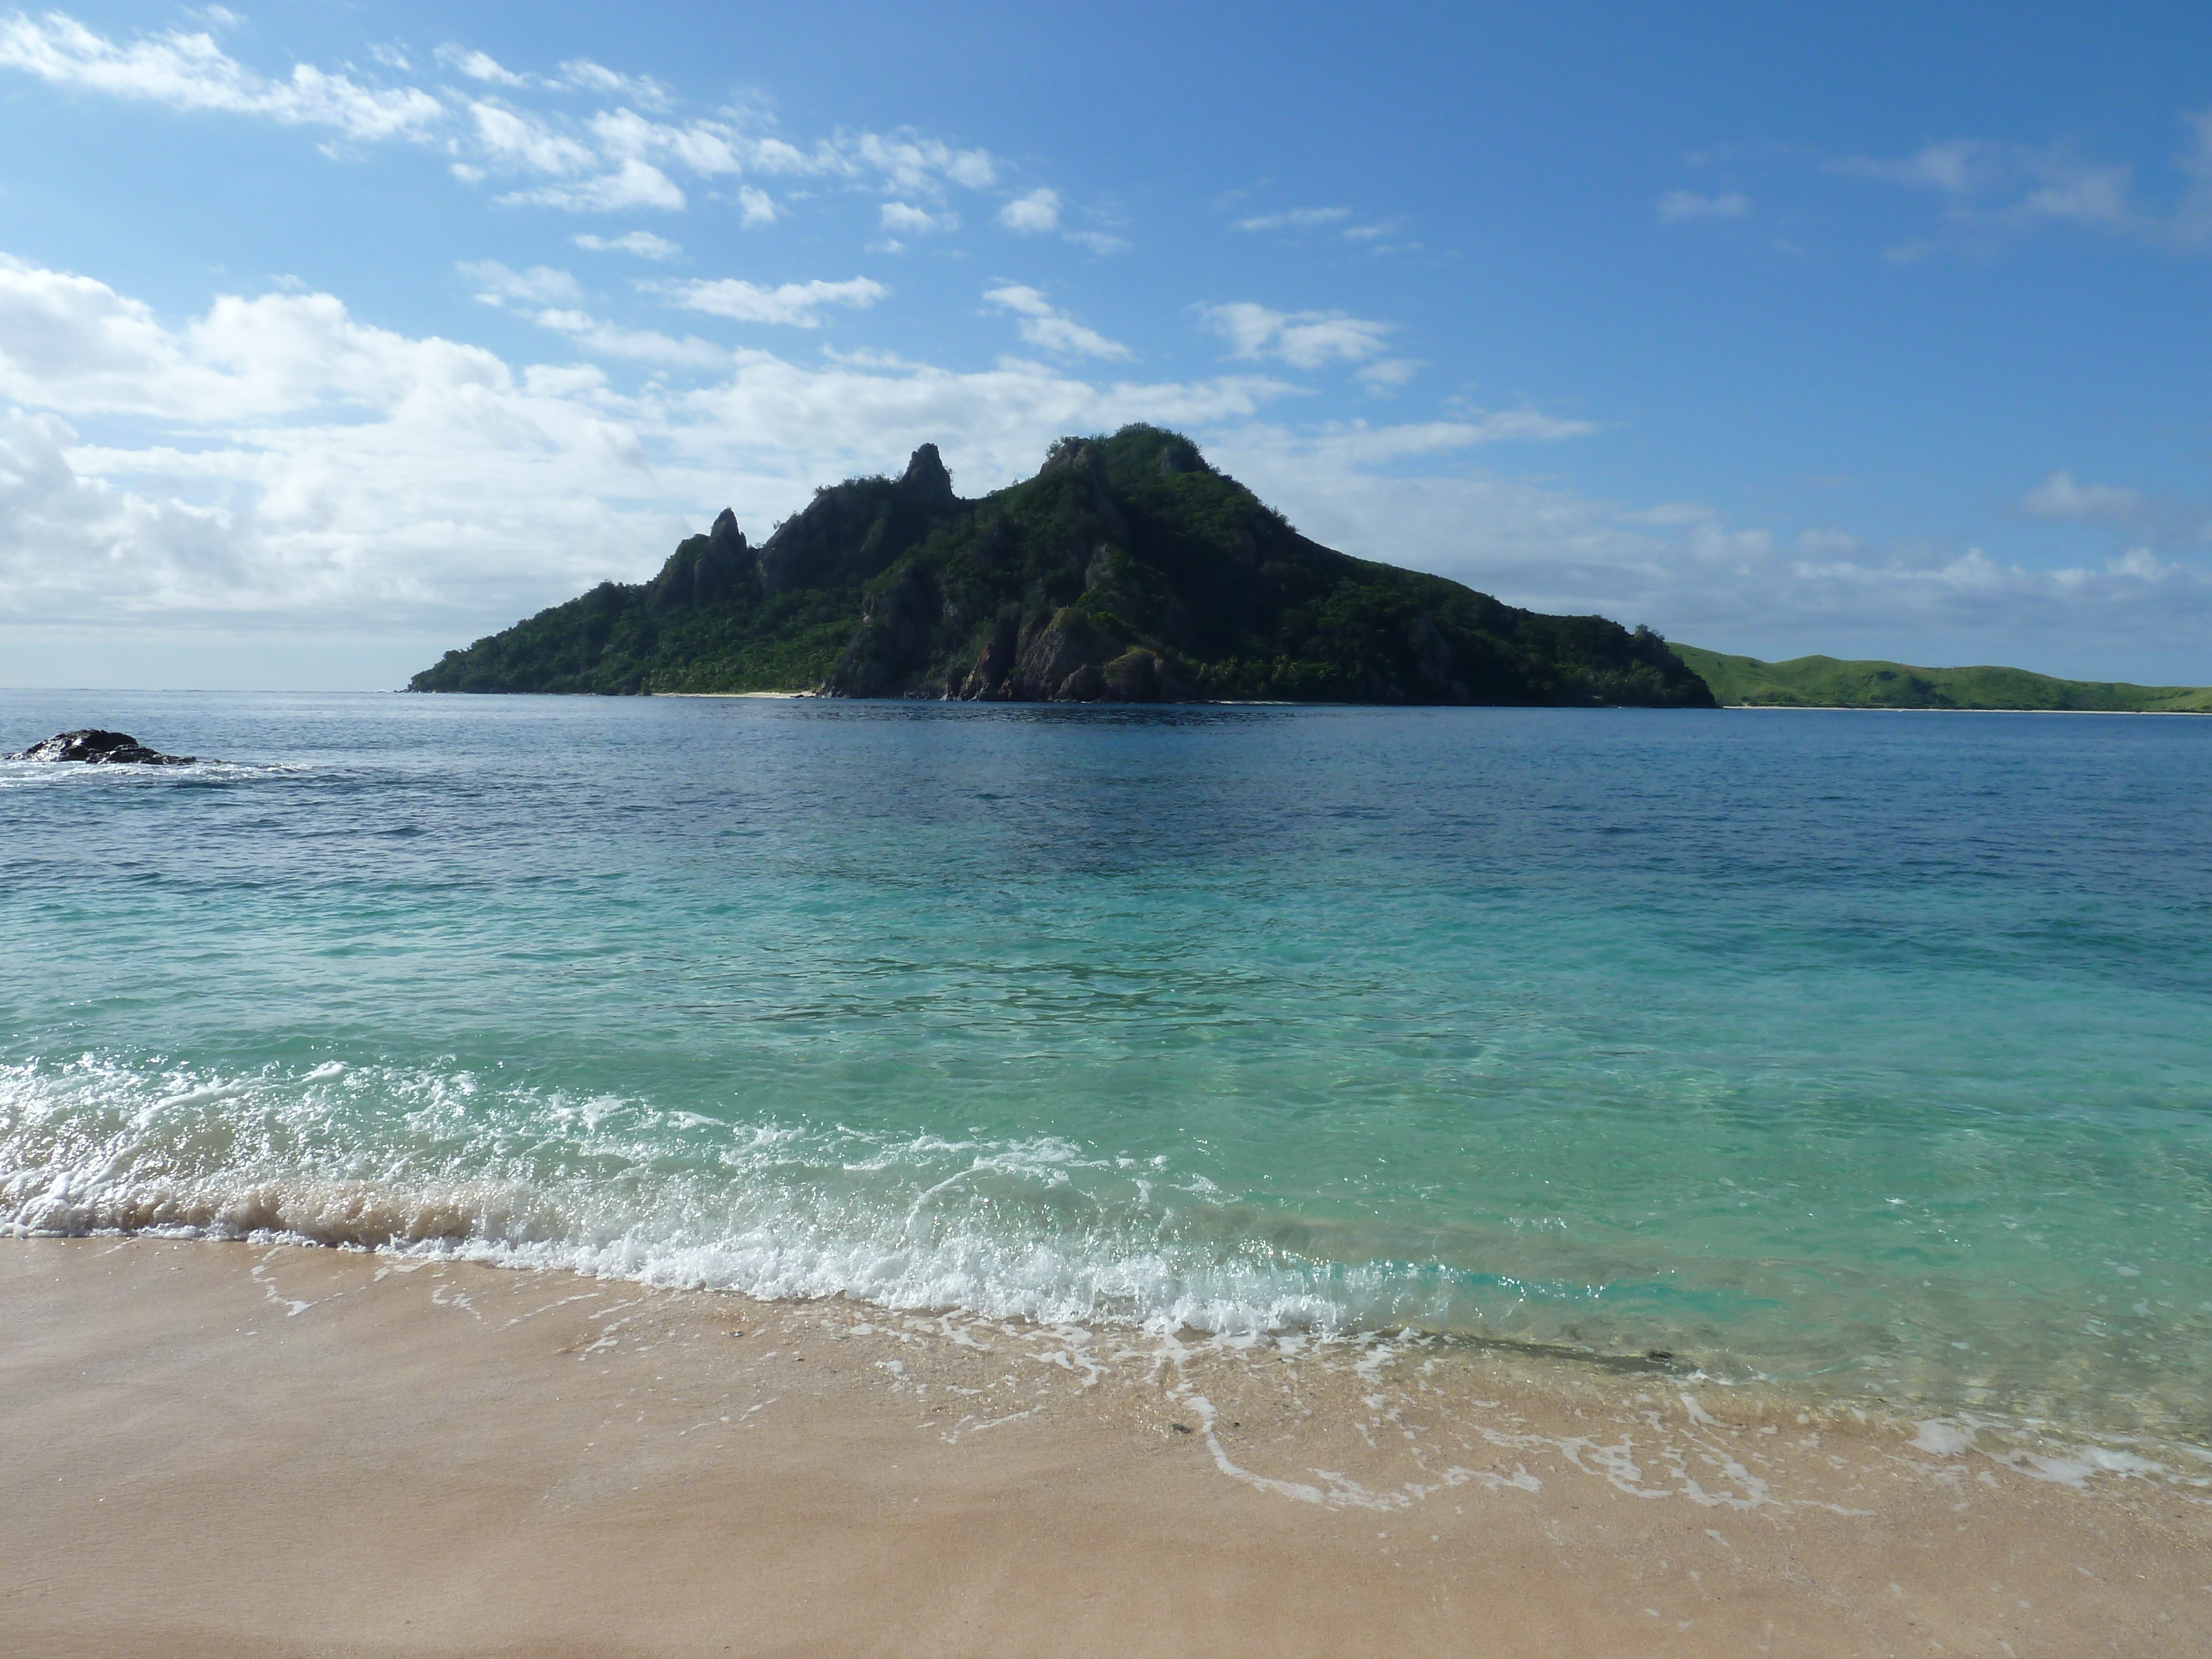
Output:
3 1237 2207 1658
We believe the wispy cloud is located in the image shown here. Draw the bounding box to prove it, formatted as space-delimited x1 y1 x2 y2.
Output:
879 201 958 237
649 275 889 327
1230 206 1352 233
0 9 442 140
457 260 582 305
574 231 682 260
0 12 1014 226
984 284 1131 360
1200 302 1391 368
499 158 686 213
1656 189 1750 222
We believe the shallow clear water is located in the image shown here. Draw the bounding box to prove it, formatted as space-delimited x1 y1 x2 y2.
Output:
3 691 2208 1444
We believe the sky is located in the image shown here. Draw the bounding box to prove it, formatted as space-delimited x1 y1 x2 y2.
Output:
2 1 2209 690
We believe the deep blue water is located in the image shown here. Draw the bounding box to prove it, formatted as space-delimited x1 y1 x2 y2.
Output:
3 691 2207 1444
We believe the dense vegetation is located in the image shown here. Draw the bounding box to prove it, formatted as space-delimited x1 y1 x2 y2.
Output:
411 425 1716 707
1672 644 2212 713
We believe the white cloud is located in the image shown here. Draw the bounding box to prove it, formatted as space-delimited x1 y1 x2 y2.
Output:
999 188 1060 233
529 309 725 366
2018 468 2212 551
983 285 1131 361
650 275 889 327
458 261 582 306
1201 302 1392 368
0 255 509 420
1231 207 1352 233
880 201 958 236
589 108 742 175
1835 139 2140 244
469 102 593 174
7 253 2204 686
436 46 526 87
0 10 444 140
1355 358 1420 390
737 187 778 227
573 231 682 260
557 59 671 108
500 158 687 212
844 131 994 193
1656 189 1750 222
2022 470 2142 524
1065 229 1131 255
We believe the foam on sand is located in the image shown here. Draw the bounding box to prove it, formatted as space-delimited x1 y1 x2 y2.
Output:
4 1235 2205 1658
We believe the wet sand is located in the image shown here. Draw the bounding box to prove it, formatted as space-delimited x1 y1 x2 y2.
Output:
3 1237 2206 1658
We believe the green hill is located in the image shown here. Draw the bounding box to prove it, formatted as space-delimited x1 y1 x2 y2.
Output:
1673 644 2212 713
409 425 1714 708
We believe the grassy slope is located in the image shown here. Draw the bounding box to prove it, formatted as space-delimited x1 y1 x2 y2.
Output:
1673 644 2212 712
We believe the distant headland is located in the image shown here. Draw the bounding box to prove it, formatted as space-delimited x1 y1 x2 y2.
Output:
408 425 1715 708
1671 644 2212 714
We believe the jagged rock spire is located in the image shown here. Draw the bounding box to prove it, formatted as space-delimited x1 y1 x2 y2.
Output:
900 442 956 507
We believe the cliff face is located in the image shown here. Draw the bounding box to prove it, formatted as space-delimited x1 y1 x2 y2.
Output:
409 425 1716 709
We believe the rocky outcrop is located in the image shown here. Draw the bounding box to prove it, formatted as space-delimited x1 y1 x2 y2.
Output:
822 562 942 697
649 509 753 614
9 729 195 764
899 442 957 510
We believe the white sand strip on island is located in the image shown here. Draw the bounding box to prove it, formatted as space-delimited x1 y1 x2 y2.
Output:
3 1237 2206 1658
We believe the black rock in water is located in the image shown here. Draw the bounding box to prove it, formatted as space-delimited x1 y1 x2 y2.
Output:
8 729 196 765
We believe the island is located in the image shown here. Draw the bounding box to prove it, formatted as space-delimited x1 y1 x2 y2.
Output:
1671 645 2212 713
409 425 1715 708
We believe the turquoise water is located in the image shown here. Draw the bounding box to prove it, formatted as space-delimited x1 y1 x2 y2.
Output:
3 692 2208 1444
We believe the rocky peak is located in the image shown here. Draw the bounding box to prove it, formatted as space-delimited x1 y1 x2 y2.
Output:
708 507 747 554
900 443 956 508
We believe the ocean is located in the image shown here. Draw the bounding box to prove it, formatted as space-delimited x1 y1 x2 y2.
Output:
3 691 2207 1452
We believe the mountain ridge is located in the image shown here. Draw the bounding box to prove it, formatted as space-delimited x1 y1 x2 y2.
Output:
409 425 1715 708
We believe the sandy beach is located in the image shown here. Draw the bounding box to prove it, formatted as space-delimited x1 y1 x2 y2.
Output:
2 1237 2205 1658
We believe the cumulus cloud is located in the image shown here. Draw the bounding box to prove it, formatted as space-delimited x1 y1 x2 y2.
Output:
0 9 444 140
1656 189 1750 222
649 275 889 327
573 231 682 260
983 285 1131 360
737 187 777 227
1201 302 1392 368
999 188 1060 233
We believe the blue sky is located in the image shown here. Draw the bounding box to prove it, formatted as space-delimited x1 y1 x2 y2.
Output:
2 1 2208 688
